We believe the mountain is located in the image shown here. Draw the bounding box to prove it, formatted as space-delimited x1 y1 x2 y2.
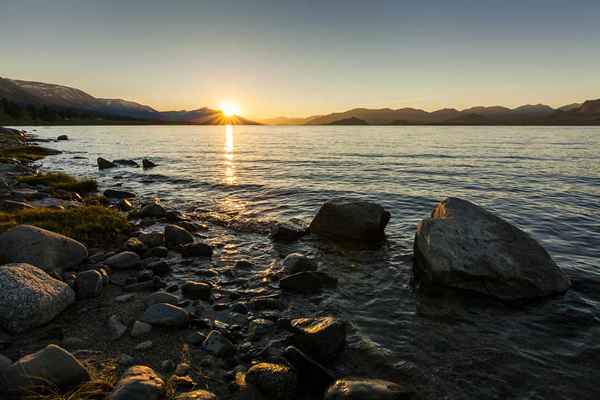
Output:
327 117 368 125
0 77 258 124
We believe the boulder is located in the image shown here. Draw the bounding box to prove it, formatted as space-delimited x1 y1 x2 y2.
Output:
290 317 346 362
180 242 213 257
56 134 69 141
75 270 104 299
142 303 189 327
139 203 167 218
0 264 75 333
181 281 212 301
175 390 217 400
245 362 297 400
203 330 234 357
98 157 117 169
281 253 317 275
413 197 571 302
105 251 141 269
3 344 90 394
309 198 390 241
280 271 337 294
324 378 414 400
164 224 194 247
104 189 136 199
0 225 88 273
142 159 158 169
109 365 165 400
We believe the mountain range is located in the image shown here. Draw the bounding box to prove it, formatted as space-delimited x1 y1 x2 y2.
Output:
1 76 599 125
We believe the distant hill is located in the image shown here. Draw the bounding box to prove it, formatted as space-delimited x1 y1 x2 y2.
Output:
0 77 259 125
327 117 368 125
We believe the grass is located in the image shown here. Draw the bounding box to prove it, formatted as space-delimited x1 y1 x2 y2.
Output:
0 205 132 247
17 173 98 193
0 145 61 162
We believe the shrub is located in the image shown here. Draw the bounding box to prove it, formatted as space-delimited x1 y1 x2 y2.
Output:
17 172 98 193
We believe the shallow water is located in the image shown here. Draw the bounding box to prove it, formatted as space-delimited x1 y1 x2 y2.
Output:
23 125 600 399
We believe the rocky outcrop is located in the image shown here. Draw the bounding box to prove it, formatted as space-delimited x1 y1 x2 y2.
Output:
324 378 414 400
413 197 571 302
0 263 75 333
109 365 165 400
3 344 90 394
0 225 88 273
310 198 390 241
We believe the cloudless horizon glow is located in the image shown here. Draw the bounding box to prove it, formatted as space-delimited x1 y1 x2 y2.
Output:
1 0 599 118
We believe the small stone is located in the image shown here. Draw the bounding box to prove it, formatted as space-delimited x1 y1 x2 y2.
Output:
249 318 275 339
175 390 217 400
131 321 153 337
148 260 171 274
174 362 191 375
142 303 189 327
105 251 141 269
280 271 337 294
283 345 334 392
185 331 206 345
115 293 136 303
164 224 194 247
203 330 234 357
270 221 307 242
250 296 280 311
245 362 297 400
139 203 167 218
145 291 179 307
108 315 128 340
119 198 134 211
135 340 153 350
75 269 104 299
138 232 165 247
126 237 147 253
282 253 317 275
57 134 69 140
181 281 212 301
109 365 165 400
180 242 213 257
113 159 140 167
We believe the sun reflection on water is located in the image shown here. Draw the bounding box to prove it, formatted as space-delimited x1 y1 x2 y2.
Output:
224 125 236 184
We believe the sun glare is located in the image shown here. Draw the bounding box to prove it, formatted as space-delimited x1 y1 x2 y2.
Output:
220 101 240 117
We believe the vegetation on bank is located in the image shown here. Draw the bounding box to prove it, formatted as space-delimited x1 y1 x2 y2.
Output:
0 206 132 247
17 172 98 193
0 145 61 162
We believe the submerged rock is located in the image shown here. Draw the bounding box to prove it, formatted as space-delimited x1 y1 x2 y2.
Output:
109 365 165 400
180 242 213 257
139 202 167 218
413 197 571 302
324 378 414 400
245 362 297 400
165 224 194 247
310 198 390 242
113 159 140 168
0 225 88 273
3 344 90 394
142 159 158 169
0 264 75 333
290 317 346 362
270 221 307 242
282 253 317 275
98 157 117 169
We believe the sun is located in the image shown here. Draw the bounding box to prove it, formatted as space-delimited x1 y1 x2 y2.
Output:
220 101 240 117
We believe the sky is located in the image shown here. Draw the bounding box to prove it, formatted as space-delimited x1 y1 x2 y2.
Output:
1 0 599 118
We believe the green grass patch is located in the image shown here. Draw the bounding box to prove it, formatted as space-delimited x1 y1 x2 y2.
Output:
0 145 61 161
0 205 132 247
17 172 98 193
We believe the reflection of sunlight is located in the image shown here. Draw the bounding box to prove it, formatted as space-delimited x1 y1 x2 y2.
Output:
224 125 235 184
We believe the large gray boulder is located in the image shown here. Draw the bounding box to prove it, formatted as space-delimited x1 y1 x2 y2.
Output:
0 264 75 333
0 225 88 273
324 378 414 400
3 344 90 394
413 197 571 302
310 198 390 241
109 365 165 400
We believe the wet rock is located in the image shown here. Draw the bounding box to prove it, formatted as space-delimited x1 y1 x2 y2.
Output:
250 295 281 311
142 303 189 327
0 263 75 333
203 330 235 357
145 291 179 306
290 317 346 362
131 321 152 337
145 246 169 259
0 199 33 212
165 224 194 247
138 232 165 247
180 242 213 257
175 389 217 400
123 280 155 292
105 251 141 269
249 318 275 339
310 198 390 242
137 269 154 282
75 269 104 299
108 315 127 340
98 157 117 169
3 345 90 394
245 362 297 400
282 252 317 275
147 259 171 274
104 189 136 199
142 159 158 169
57 134 69 141
283 345 334 392
109 365 165 400
270 221 307 242
324 378 414 400
280 271 338 293
181 281 212 301
178 221 209 232
186 331 206 345
413 197 571 302
0 225 88 273
139 202 167 218
119 198 134 211
126 237 147 253
113 159 140 168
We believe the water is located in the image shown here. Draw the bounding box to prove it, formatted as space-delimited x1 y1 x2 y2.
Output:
23 125 600 399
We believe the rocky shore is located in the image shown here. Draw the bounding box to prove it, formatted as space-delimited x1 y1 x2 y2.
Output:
0 127 570 400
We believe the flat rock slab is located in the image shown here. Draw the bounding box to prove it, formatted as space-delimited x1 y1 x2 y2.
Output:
0 263 75 333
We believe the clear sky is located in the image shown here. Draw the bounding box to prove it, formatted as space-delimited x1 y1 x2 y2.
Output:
1 0 599 118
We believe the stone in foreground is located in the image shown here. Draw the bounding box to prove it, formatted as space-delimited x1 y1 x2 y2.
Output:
282 252 317 275
0 263 75 333
245 362 297 400
105 251 141 269
413 197 571 302
109 365 165 400
310 198 390 241
164 224 194 247
291 316 346 362
142 303 189 327
203 330 234 357
175 390 217 400
3 344 90 394
0 225 88 273
324 378 414 400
